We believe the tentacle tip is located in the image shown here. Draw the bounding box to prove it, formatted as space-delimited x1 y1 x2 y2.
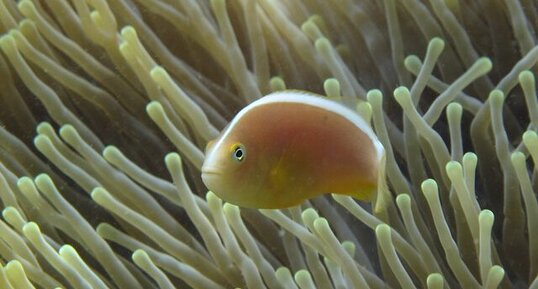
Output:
477 57 493 72
366 89 383 104
17 0 35 13
314 37 331 53
269 76 286 92
341 240 355 256
120 25 136 37
58 244 76 256
22 221 40 235
222 202 239 215
206 191 220 203
393 86 411 104
58 124 78 142
395 194 411 207
523 130 538 144
0 34 16 51
36 121 53 133
90 187 108 202
375 223 391 235
96 222 112 236
403 55 421 70
33 134 51 149
426 273 444 287
301 207 319 223
323 78 341 97
149 66 167 81
313 217 329 232
2 206 18 218
301 20 317 36
510 151 526 164
103 145 121 160
294 269 312 284
488 89 504 104
462 152 477 162
34 173 53 188
518 70 534 82
90 10 102 21
146 100 164 117
421 179 438 194
4 259 24 272
445 160 463 177
447 102 463 114
132 249 149 263
479 209 494 224
275 267 291 280
429 37 445 49
18 18 35 30
490 265 505 275
16 176 33 191
164 152 181 168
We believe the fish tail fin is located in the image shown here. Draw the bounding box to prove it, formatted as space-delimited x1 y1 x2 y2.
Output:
339 152 388 205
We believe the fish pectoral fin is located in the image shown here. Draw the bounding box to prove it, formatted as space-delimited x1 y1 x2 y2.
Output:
269 165 287 189
268 145 294 189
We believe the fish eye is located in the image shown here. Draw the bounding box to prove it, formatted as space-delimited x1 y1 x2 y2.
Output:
231 143 246 162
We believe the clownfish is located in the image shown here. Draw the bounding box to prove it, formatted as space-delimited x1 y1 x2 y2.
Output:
201 91 385 209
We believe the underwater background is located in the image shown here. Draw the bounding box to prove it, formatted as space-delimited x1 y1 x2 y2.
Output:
0 0 537 288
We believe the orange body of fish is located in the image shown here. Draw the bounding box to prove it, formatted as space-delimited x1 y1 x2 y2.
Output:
202 91 385 209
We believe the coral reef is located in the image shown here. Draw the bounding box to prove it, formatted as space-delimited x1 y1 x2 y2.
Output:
0 0 537 288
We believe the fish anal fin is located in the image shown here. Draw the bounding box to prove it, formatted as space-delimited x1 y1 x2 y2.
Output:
339 185 376 202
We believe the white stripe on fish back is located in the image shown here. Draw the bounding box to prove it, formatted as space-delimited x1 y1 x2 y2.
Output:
206 91 385 164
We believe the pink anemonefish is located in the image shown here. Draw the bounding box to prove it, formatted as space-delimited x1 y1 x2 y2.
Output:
201 90 385 209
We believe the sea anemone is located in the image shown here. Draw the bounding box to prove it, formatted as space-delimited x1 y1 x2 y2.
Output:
0 0 537 288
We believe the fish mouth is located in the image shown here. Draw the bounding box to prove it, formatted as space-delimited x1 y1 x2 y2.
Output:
201 168 222 185
201 169 221 192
